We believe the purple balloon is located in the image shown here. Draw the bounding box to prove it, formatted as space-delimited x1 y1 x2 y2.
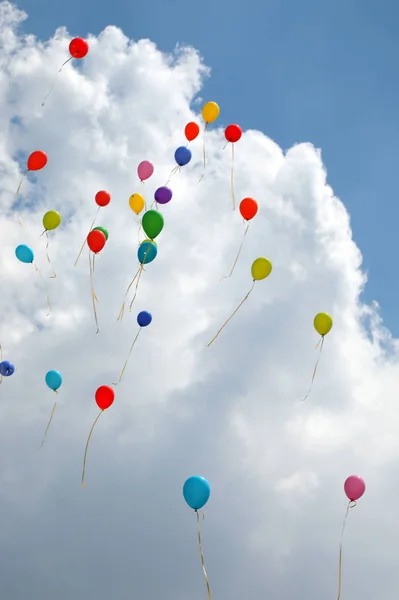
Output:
154 186 172 205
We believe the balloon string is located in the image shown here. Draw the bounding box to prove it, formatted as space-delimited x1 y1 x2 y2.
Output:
128 263 145 312
81 410 103 488
221 223 249 281
39 395 58 449
39 230 57 278
198 123 208 183
15 170 28 226
117 266 141 322
137 219 142 246
74 207 100 267
89 252 100 334
33 262 52 316
230 144 236 210
337 500 356 600
112 328 142 385
41 56 74 107
195 510 212 600
207 280 256 347
165 165 180 186
301 335 325 401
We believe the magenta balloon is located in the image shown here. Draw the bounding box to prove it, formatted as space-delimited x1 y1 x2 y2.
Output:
344 475 365 501
137 160 154 182
154 186 172 205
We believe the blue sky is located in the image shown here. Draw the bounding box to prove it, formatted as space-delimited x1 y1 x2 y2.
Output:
17 0 399 332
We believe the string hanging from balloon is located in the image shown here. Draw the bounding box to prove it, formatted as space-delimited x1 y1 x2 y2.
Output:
165 147 192 185
113 311 152 385
74 190 110 267
224 124 242 210
196 510 212 600
301 312 333 401
39 370 63 448
221 198 258 281
117 241 156 321
208 258 272 347
41 37 89 107
86 229 107 333
15 244 52 315
129 194 145 243
198 101 220 183
15 150 48 226
40 210 61 278
81 386 115 488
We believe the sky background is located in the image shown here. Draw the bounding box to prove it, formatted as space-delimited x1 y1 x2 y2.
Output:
2 1 399 599
14 0 399 334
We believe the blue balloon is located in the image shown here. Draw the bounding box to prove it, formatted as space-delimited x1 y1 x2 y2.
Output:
45 369 63 391
174 146 192 167
137 241 157 264
0 361 15 377
15 244 34 264
137 310 152 327
183 476 211 510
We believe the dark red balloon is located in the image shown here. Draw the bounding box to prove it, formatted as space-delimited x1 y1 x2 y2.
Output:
225 124 242 143
69 38 89 59
239 197 258 221
87 230 106 253
27 150 47 171
95 190 111 207
95 385 115 410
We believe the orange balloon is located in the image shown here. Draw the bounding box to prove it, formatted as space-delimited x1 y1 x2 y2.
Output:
239 197 258 221
185 122 200 142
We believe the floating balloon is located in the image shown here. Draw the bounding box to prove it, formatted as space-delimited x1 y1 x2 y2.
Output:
185 122 200 142
0 361 15 377
114 310 153 384
222 198 259 281
82 386 115 487
174 146 192 167
69 37 89 59
43 210 61 231
93 226 109 240
199 102 220 182
129 193 145 215
224 125 242 209
40 370 63 448
15 244 34 264
87 230 106 333
137 160 154 182
302 312 333 401
154 187 172 206
142 209 164 239
118 242 157 321
16 151 48 203
209 258 272 347
74 191 111 267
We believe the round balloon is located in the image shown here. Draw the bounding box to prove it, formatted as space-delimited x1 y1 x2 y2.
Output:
137 240 157 264
137 160 154 182
344 475 365 501
239 198 258 221
314 313 333 336
93 226 108 240
95 385 115 410
45 370 63 391
185 122 200 142
87 230 106 253
154 187 172 205
251 257 272 281
142 209 164 239
137 310 152 327
43 210 61 231
183 476 211 510
15 244 34 264
69 37 89 58
174 146 192 167
129 193 145 215
225 124 242 143
0 361 15 376
95 190 111 207
27 150 47 171
202 101 220 124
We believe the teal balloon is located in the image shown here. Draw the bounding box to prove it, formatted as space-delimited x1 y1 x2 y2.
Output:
183 476 211 510
45 370 63 391
138 241 157 264
15 244 34 264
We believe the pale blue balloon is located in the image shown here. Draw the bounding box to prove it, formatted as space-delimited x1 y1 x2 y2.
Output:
183 476 211 510
45 370 63 391
15 244 34 264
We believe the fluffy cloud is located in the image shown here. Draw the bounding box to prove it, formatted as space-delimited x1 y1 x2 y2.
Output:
0 2 398 598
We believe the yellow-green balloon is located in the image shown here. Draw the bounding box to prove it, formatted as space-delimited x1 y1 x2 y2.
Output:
43 210 61 231
251 257 272 281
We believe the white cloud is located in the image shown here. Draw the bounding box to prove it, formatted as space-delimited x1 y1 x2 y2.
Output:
0 2 398 598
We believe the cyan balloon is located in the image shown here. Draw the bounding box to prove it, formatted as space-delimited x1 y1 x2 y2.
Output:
183 476 211 510
45 370 63 391
0 361 15 376
137 240 157 264
15 244 34 264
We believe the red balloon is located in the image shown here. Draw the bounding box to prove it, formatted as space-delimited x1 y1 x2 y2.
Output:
27 150 47 171
95 190 111 207
239 197 258 221
95 385 114 410
185 122 200 142
87 229 106 253
225 124 242 143
69 37 89 59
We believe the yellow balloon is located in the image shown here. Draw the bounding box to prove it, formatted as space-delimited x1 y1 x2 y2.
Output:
43 210 61 231
314 312 333 336
251 257 272 281
129 193 145 215
202 101 220 124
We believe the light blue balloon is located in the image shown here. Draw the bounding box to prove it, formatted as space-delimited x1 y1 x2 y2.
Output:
137 241 157 264
15 244 34 264
45 370 63 391
183 476 211 510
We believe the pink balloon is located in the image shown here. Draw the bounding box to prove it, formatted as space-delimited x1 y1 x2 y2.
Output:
137 160 154 182
344 475 365 501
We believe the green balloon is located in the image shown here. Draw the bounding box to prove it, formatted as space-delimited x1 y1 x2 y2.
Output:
141 209 164 240
93 226 108 240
